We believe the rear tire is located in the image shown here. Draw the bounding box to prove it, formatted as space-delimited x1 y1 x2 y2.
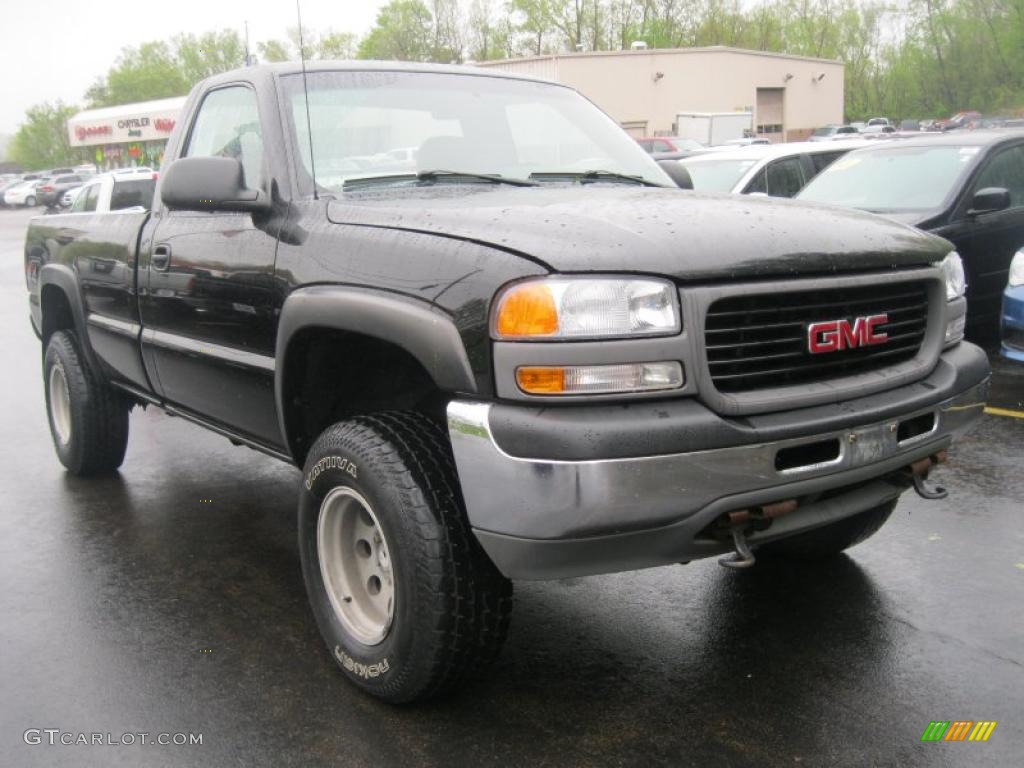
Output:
298 411 512 703
43 330 130 475
757 499 897 561
25 195 36 207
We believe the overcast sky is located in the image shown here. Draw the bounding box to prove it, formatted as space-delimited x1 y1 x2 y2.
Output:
0 0 389 134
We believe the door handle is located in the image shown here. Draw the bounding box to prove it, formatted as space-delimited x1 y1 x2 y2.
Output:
152 244 171 271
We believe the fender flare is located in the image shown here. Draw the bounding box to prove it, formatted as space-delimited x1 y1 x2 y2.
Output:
38 263 100 369
275 285 479 456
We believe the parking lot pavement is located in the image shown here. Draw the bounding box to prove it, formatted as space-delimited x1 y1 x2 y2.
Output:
0 206 1021 767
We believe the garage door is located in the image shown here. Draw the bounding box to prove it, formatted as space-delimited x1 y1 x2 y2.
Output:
756 89 784 142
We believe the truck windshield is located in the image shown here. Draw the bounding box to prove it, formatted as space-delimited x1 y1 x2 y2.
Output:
282 71 671 191
678 157 758 192
797 145 975 212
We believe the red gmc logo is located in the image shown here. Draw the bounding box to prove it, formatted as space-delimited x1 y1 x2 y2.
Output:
808 314 889 354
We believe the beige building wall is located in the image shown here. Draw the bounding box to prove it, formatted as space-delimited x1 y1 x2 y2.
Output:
477 47 844 141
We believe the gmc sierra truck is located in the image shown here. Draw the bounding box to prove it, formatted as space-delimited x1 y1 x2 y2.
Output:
25 62 990 703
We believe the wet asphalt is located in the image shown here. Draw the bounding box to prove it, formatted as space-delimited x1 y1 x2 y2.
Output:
0 206 1021 768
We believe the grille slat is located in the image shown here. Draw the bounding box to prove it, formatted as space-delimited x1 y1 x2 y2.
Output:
704 281 930 393
706 290 926 320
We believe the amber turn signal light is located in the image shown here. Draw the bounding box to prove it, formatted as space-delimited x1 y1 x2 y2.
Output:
516 367 567 394
494 283 559 338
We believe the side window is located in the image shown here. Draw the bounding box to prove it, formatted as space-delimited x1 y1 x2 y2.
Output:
71 184 96 212
972 144 1024 208
82 184 100 212
653 140 672 152
186 86 263 190
765 157 807 197
111 179 156 210
745 167 768 194
811 151 844 174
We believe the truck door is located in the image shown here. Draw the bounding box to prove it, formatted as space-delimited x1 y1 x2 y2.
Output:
139 84 284 447
961 142 1024 341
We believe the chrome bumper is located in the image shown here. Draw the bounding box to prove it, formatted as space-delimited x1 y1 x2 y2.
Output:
447 379 988 579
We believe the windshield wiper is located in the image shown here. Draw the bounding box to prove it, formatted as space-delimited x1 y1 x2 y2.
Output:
530 170 666 187
344 170 538 189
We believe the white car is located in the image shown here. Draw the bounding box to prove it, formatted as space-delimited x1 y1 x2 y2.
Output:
720 137 771 147
808 124 861 142
677 139 873 198
4 179 47 207
68 169 157 214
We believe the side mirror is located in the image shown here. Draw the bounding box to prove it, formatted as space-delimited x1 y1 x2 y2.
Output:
160 156 269 213
968 187 1010 216
658 159 693 190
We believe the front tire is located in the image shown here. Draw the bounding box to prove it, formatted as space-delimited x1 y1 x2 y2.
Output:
44 330 130 475
758 499 897 561
298 411 512 703
25 195 36 207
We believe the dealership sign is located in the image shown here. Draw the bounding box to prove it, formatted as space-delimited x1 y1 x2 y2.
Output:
67 97 186 147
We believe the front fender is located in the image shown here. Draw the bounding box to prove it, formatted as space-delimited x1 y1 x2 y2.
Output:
275 285 479 455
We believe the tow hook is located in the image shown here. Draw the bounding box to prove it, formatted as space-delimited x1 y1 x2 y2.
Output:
717 499 799 569
909 451 949 500
718 526 756 570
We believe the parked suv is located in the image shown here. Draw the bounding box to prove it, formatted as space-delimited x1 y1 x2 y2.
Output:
36 174 90 208
678 139 868 197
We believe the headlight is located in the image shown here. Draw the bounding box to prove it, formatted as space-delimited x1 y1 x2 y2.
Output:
493 277 680 340
1009 249 1024 288
937 251 966 300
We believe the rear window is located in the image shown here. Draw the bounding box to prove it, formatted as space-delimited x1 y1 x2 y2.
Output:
679 158 758 192
110 178 156 210
56 175 79 183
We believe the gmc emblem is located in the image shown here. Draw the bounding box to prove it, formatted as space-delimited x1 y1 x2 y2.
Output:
808 314 889 354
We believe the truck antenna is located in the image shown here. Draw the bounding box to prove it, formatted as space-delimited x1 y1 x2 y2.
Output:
296 0 318 199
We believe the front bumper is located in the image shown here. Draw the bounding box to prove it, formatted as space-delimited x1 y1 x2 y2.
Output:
447 343 990 580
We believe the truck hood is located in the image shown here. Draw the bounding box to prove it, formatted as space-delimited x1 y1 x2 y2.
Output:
327 186 951 280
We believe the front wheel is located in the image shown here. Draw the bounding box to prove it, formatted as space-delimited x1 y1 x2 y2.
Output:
298 411 512 703
757 499 897 561
25 195 36 207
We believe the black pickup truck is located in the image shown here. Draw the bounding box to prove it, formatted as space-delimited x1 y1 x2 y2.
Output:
26 62 990 703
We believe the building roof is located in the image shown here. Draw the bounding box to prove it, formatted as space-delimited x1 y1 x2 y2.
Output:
69 96 187 123
475 45 843 68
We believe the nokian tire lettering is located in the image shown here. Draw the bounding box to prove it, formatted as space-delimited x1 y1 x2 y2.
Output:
297 411 512 703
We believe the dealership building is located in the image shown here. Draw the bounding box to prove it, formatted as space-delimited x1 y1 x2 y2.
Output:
476 46 844 142
67 96 186 170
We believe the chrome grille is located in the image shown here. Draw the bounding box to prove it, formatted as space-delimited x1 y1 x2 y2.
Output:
705 281 929 393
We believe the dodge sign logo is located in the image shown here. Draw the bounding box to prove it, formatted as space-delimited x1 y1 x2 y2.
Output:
808 314 889 354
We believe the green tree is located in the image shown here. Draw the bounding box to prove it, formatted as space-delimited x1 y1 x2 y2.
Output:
357 0 435 61
175 30 246 83
318 31 360 59
8 102 78 170
257 39 292 63
86 30 248 108
86 41 189 107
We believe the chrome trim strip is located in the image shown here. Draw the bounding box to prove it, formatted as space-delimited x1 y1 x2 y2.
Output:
142 329 276 372
87 313 141 338
447 380 987 541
